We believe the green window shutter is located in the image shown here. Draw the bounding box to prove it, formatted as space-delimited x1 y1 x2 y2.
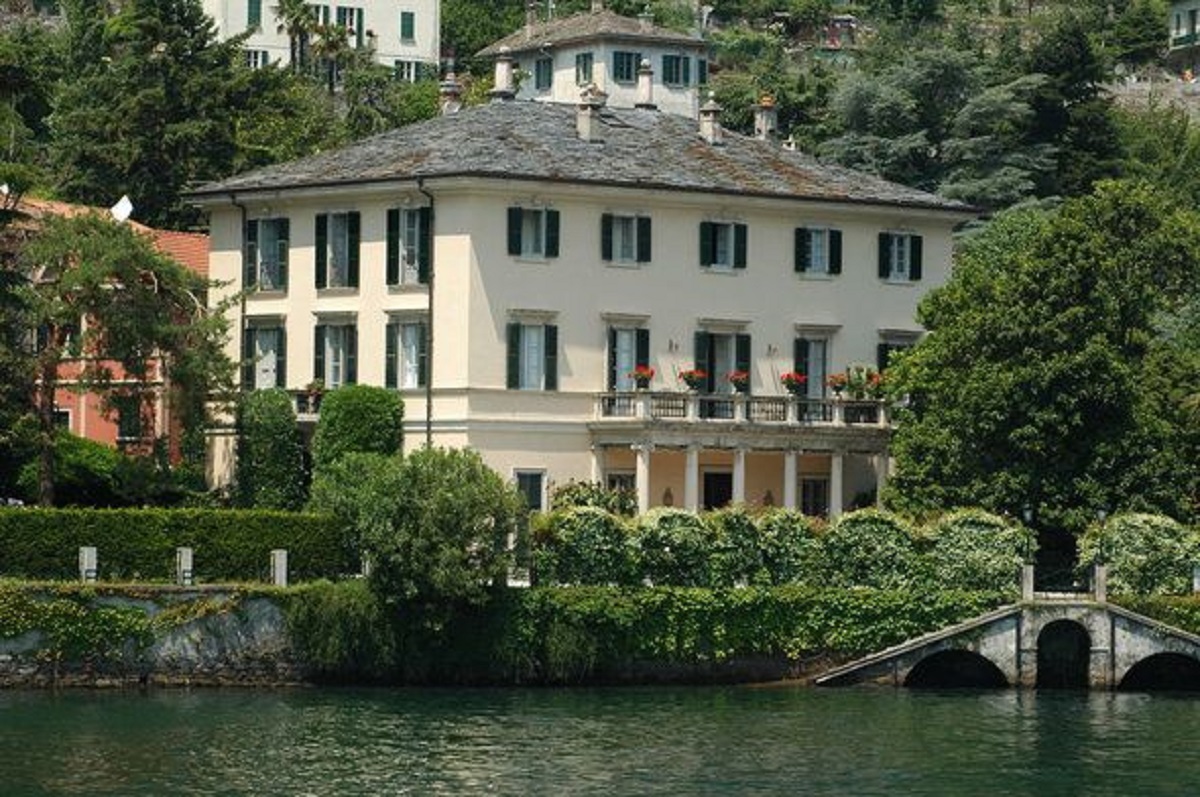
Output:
347 212 361 288
241 328 255 390
698 222 713 266
277 219 290 289
682 56 691 86
694 331 713 392
910 235 923 281
698 58 709 85
829 229 842 275
794 227 810 273
400 11 414 40
600 213 613 261
735 333 751 394
733 223 748 269
545 210 560 258
507 207 523 255
385 322 398 388
636 216 652 263
635 328 650 368
417 206 432 284
248 0 261 28
346 326 358 384
276 328 287 388
877 343 890 373
878 232 890 279
543 324 558 391
386 208 400 285
244 220 258 288
315 214 328 288
607 328 617 390
313 325 326 384
417 322 429 387
506 323 521 389
794 337 809 378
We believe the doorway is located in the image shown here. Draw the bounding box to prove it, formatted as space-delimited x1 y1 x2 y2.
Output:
1036 620 1090 689
703 471 732 510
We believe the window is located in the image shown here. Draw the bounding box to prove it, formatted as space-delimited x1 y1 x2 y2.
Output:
878 232 923 282
662 54 690 86
113 395 142 441
515 471 545 512
244 218 290 291
387 207 431 286
694 330 751 395
608 327 649 391
697 58 709 86
800 477 830 518
534 57 553 90
606 472 635 493
385 320 427 389
314 322 357 388
507 207 560 259
243 326 287 390
613 51 640 83
699 221 747 270
244 49 271 69
601 213 651 264
336 6 364 47
316 212 360 288
794 336 829 400
877 336 917 373
794 227 842 275
394 59 417 81
53 409 71 429
248 0 262 28
400 10 415 42
506 322 558 391
575 52 594 85
308 3 330 25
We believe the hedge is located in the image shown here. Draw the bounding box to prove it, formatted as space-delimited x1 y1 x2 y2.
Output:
0 508 352 582
1078 513 1200 595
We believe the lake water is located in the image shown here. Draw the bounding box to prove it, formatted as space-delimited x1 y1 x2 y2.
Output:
3 686 1200 796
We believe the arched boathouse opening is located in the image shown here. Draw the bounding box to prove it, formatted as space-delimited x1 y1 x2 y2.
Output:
1037 620 1090 689
904 650 1008 689
1119 653 1200 692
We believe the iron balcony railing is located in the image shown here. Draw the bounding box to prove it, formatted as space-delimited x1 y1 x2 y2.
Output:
595 391 888 427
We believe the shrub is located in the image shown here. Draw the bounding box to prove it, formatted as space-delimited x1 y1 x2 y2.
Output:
925 509 1033 594
1078 513 1200 595
550 480 637 516
534 506 633 585
0 508 351 582
706 506 766 586
631 508 715 586
311 385 404 471
17 431 122 506
284 579 398 681
821 509 922 589
234 389 307 510
307 452 405 569
756 508 823 585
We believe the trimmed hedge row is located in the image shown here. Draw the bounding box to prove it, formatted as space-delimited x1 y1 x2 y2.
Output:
0 508 352 582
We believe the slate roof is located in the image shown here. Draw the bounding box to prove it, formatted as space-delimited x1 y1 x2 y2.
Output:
476 9 703 57
189 100 970 214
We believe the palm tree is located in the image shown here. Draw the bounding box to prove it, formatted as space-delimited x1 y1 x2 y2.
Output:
274 0 314 73
311 23 352 93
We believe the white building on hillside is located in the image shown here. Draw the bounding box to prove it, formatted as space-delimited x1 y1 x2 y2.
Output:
201 0 439 78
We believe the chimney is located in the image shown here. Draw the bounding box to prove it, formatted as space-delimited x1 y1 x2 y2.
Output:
490 48 516 101
440 66 463 115
635 58 656 110
699 93 723 145
577 84 607 142
638 8 653 31
753 94 777 140
525 0 538 37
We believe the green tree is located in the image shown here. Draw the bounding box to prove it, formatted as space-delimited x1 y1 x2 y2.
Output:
229 64 346 173
887 181 1200 533
310 384 404 472
234 389 307 510
1109 0 1167 66
273 0 315 72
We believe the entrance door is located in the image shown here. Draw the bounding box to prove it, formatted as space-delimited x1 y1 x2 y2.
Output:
1036 620 1090 689
703 471 733 510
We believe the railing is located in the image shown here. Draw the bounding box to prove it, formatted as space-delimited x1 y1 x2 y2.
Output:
290 389 323 416
595 391 889 427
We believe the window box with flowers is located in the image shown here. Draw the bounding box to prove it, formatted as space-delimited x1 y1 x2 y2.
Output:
780 371 807 396
826 372 848 396
727 369 750 393
678 368 707 391
628 364 656 390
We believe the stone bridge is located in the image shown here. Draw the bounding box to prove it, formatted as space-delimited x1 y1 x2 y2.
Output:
817 569 1200 690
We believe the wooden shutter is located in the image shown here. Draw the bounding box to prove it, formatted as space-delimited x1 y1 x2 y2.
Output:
829 229 842 275
507 207 523 255
276 328 287 388
417 206 432 284
417 322 428 387
637 216 652 263
733 224 748 269
313 325 326 384
910 235 923 281
607 327 617 390
386 208 400 285
794 227 810 273
347 212 361 288
636 328 650 369
682 56 691 86
385 322 398 388
346 325 358 384
241 328 255 390
243 220 258 288
543 324 558 390
506 323 521 389
545 210 560 258
601 213 614 261
877 343 890 373
698 222 714 267
276 219 290 289
315 214 328 288
735 333 751 394
878 232 890 279
694 331 713 392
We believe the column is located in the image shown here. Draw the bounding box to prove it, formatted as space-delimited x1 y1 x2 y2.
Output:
590 445 604 483
634 442 653 515
684 445 700 511
732 447 746 504
783 450 798 510
830 450 845 520
875 453 889 508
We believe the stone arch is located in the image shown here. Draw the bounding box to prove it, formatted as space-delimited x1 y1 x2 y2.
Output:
904 649 1008 689
1119 653 1200 692
1037 619 1090 689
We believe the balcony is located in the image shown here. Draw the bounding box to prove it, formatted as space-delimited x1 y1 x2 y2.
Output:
1172 32 1198 50
594 391 887 428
